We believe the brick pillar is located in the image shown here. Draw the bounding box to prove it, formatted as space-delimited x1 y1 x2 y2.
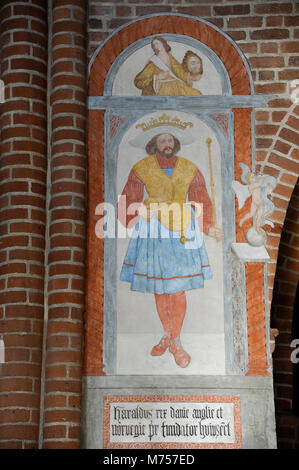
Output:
41 0 87 449
0 1 48 449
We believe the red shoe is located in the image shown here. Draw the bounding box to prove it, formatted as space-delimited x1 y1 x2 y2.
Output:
169 337 191 368
151 334 170 356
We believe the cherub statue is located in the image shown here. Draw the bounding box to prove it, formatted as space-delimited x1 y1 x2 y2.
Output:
232 163 277 246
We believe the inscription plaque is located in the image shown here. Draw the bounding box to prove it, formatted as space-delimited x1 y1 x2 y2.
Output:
103 395 242 449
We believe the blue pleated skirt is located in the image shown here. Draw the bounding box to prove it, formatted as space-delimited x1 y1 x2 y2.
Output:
120 213 212 294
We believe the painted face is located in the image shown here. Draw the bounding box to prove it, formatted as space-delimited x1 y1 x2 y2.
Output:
187 56 202 75
152 39 164 55
156 134 176 158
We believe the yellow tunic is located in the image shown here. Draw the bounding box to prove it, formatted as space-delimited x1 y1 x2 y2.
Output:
134 154 197 204
134 54 202 96
133 154 199 240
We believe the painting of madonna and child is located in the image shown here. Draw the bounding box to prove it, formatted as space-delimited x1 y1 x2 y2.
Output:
112 36 222 96
116 111 225 375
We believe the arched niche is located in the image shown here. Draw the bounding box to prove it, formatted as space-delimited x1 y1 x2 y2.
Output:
88 14 254 97
104 34 229 96
85 14 274 379
82 13 278 451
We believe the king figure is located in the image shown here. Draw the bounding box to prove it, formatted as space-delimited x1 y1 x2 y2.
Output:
118 114 222 368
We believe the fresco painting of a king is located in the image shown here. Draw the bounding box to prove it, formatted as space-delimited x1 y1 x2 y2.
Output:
116 112 225 375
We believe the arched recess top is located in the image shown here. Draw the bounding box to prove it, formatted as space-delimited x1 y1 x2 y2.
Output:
88 14 254 97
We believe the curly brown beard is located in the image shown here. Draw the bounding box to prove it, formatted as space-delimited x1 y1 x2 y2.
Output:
157 146 176 159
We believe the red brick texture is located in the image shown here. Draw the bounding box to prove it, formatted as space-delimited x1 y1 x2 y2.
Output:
258 103 299 305
0 0 87 450
41 0 87 449
0 0 298 450
271 181 299 448
86 2 299 447
0 1 48 449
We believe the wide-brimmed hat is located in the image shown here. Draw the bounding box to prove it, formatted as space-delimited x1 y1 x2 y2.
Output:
129 114 194 148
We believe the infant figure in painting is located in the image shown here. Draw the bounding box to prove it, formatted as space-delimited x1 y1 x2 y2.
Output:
134 36 203 96
232 163 277 246
239 172 267 235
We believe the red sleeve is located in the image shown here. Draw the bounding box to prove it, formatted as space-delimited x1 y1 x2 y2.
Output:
188 169 213 235
117 169 144 228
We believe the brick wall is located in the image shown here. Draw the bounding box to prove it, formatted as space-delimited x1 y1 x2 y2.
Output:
42 0 87 449
0 0 87 449
0 0 298 449
0 0 48 449
87 0 299 449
